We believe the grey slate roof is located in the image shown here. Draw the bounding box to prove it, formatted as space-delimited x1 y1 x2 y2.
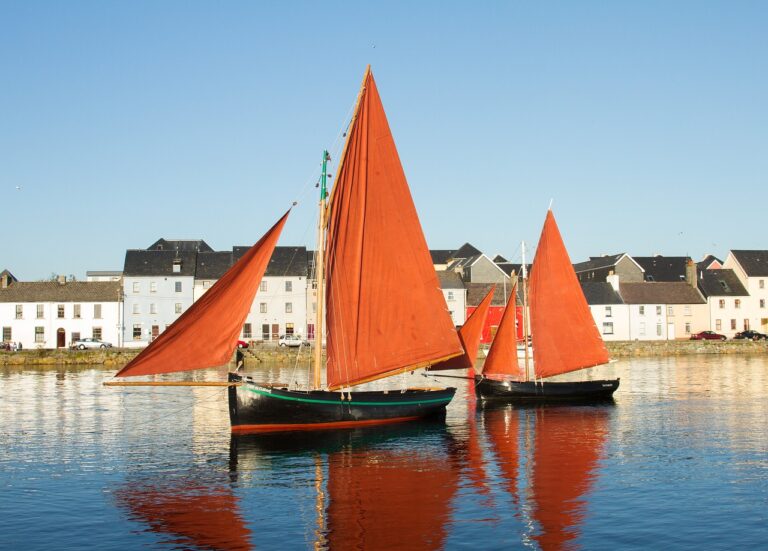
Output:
123 250 199 277
452 243 482 259
466 282 515 307
147 239 213 253
0 281 122 302
196 251 233 280
430 250 455 264
730 250 768 277
573 253 627 274
697 269 749 297
496 262 531 277
247 246 308 277
436 270 464 290
619 282 705 305
633 256 691 282
492 254 508 263
697 255 723 270
581 282 624 305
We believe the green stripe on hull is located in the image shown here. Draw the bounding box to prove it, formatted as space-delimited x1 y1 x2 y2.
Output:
244 386 451 406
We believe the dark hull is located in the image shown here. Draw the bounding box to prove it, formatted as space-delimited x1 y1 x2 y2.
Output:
475 376 619 402
228 373 456 433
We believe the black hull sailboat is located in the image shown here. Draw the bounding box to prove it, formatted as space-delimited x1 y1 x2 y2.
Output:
228 373 455 433
475 376 619 402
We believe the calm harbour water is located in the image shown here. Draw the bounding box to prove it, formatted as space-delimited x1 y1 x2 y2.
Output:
1 356 766 550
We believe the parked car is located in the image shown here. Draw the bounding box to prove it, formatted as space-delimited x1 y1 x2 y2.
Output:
278 334 308 347
71 338 113 349
689 331 726 341
734 330 768 341
236 339 249 349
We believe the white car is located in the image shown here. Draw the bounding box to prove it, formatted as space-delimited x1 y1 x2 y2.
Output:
71 338 113 350
278 334 307 347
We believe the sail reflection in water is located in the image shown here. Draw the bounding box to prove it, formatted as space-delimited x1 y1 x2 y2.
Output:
479 404 611 550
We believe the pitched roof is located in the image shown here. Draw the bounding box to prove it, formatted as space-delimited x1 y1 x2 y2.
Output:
580 282 624 305
430 249 455 264
452 243 482 259
195 251 233 280
495 262 531 277
697 254 723 270
633 256 691 282
123 250 199 277
0 281 121 302
147 238 213 253
697 269 749 297
492 254 508 263
465 282 515 307
730 250 768 277
619 282 705 305
573 253 628 274
436 270 464 290
243 246 308 277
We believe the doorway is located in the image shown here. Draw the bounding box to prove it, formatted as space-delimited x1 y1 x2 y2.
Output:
57 328 66 348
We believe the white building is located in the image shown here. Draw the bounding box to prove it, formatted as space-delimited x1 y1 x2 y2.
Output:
723 250 768 333
619 281 707 340
583 277 630 341
696 268 750 338
437 270 467 326
0 272 122 349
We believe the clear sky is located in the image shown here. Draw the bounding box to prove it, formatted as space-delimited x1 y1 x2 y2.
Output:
2 1 766 280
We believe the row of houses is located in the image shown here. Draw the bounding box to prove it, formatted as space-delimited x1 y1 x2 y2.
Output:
1 237 767 349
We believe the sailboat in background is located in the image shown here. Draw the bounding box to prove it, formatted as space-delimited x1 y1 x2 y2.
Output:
476 209 619 401
111 67 462 432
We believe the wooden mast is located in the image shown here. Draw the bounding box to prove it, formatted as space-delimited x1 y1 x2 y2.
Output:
521 241 532 382
312 151 329 390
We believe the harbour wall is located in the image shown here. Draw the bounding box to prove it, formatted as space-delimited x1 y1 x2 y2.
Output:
1 340 767 367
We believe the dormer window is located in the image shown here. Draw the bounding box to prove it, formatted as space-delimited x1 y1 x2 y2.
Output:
172 259 182 273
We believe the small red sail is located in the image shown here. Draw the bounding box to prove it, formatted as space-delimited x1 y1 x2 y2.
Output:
430 285 495 371
482 283 524 380
116 211 290 377
324 68 462 390
528 211 609 378
530 407 609 551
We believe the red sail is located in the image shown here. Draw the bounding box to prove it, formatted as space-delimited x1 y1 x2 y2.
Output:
528 211 609 378
324 69 462 389
430 285 495 371
530 407 609 551
116 211 289 377
115 480 251 551
482 283 524 379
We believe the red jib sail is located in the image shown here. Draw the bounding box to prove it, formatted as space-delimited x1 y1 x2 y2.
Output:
324 68 462 390
528 211 609 378
115 211 290 377
482 283 524 380
430 285 495 371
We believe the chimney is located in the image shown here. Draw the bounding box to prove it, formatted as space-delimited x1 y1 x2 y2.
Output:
57 275 66 285
685 259 697 288
1 273 8 288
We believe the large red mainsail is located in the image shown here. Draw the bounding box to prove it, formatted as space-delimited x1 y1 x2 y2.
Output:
430 285 495 372
482 283 524 380
116 211 290 377
324 68 462 390
528 211 609 379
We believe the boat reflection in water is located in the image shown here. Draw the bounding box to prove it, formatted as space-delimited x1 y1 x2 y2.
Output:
479 402 612 550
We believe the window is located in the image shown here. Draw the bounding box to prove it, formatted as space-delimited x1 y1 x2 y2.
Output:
260 281 268 292
73 304 81 319
133 304 140 314
605 306 612 318
716 319 722 330
639 306 645 315
761 280 765 289
260 303 267 314
150 281 157 293
2 327 11 341
656 306 662 316
243 323 252 339
150 303 157 314
94 304 102 319
731 319 737 330
744 319 750 330
685 322 691 334
639 322 646 336
761 299 766 309
684 306 691 316
133 282 140 293
175 303 182 314
35 327 44 343
447 291 455 301
93 327 102 340
285 302 292 313
37 305 44 319
285 322 294 335
203 280 211 289
312 302 316 313
15 305 22 319
602 322 614 335
172 259 181 273
656 323 662 336
57 305 65 318
285 281 292 292
133 324 142 340
262 324 270 340
667 306 673 316
175 282 182 293
719 299 725 309
735 299 741 309
71 331 80 343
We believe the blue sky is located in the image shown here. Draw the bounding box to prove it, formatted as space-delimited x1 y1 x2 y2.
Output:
2 1 766 280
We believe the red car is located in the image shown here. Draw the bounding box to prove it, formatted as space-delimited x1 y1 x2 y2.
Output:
690 331 726 341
